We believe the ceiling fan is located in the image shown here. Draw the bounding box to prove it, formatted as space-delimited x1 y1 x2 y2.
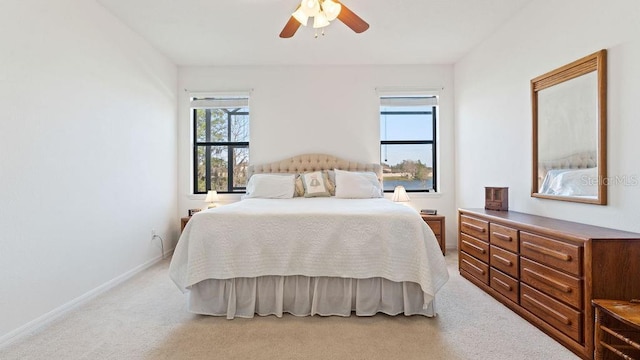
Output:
279 0 369 38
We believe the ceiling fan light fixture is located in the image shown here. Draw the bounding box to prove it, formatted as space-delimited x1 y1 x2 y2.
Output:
312 11 330 28
292 8 309 26
280 0 368 38
322 0 342 21
301 0 320 17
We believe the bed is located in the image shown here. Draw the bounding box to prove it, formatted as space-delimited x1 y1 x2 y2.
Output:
169 154 449 319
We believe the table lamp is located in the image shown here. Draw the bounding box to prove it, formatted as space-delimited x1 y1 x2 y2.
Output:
205 190 219 208
392 185 410 202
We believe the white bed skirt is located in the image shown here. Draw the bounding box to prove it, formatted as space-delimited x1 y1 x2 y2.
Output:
187 275 436 319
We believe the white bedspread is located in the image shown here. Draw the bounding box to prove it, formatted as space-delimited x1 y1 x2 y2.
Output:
169 198 449 308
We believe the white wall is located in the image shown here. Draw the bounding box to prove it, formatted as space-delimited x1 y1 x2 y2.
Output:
177 65 457 247
0 0 177 341
455 0 640 232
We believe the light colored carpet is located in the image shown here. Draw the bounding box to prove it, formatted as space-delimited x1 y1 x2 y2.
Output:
0 254 579 360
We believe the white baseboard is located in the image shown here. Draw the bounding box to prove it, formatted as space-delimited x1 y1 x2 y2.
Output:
0 249 174 349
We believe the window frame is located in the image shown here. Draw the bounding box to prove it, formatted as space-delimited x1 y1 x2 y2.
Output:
379 96 438 193
191 95 250 195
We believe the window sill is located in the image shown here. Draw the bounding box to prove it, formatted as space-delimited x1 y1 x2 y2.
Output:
408 192 443 199
188 193 245 201
384 191 442 200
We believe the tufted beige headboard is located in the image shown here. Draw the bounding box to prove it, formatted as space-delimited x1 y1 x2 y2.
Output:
247 154 383 183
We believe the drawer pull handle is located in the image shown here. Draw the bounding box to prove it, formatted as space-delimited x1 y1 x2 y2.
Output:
522 241 572 262
523 268 572 293
523 294 572 325
493 232 513 242
462 259 486 275
462 240 486 254
492 254 513 267
462 222 486 233
492 277 512 291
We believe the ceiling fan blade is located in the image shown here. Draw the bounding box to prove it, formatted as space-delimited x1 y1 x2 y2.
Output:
336 2 369 33
280 16 301 38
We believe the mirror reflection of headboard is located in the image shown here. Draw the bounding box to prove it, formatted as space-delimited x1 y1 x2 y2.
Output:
537 151 597 182
531 50 607 205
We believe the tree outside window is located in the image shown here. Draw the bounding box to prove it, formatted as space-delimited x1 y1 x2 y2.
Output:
192 97 250 194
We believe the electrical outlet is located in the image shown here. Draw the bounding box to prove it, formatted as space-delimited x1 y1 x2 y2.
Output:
150 229 165 259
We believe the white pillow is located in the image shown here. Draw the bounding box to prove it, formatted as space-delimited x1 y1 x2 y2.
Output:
334 169 383 198
245 174 295 199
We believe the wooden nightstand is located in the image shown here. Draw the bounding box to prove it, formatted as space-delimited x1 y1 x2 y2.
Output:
180 217 191 233
421 214 445 255
592 299 640 359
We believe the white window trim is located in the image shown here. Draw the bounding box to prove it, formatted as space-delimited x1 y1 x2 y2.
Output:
377 87 442 193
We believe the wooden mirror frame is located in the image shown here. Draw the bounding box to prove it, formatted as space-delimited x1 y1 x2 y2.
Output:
531 50 607 205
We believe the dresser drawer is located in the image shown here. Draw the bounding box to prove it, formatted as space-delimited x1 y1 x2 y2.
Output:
521 284 582 342
460 251 489 284
460 233 489 263
520 258 582 309
490 245 518 278
490 268 519 304
490 223 518 253
520 232 582 276
460 215 489 241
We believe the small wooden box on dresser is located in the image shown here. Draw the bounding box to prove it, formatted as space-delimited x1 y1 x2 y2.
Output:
458 208 640 360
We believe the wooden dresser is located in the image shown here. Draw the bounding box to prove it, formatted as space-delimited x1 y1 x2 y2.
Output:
458 208 640 359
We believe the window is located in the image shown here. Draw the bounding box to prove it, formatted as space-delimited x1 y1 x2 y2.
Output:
191 96 250 194
380 95 438 192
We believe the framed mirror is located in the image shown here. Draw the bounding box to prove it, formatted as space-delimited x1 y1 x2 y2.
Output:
531 50 607 205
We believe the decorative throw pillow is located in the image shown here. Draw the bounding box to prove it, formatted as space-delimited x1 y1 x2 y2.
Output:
324 170 336 196
294 174 305 197
244 174 295 199
301 171 331 197
334 169 383 198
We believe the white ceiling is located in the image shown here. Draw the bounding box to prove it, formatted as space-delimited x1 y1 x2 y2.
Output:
96 0 532 66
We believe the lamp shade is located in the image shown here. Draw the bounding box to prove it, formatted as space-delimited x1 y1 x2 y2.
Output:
322 0 342 21
392 186 410 202
292 7 309 26
312 11 330 28
300 0 320 17
205 190 219 203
